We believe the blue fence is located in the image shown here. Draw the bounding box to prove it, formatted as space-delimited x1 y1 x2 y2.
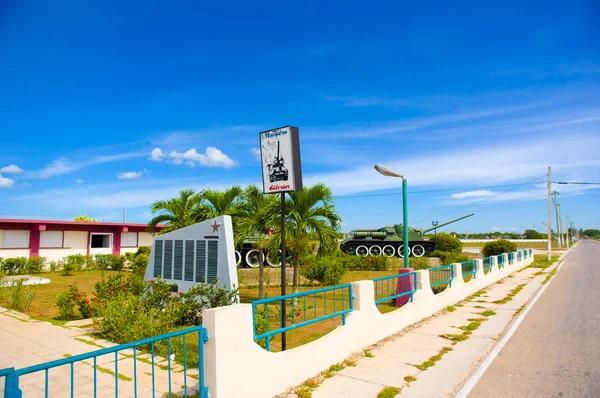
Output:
429 264 454 288
252 284 353 352
483 257 493 274
1 325 208 398
373 272 417 305
517 250 522 262
508 252 515 265
497 254 505 269
461 260 477 280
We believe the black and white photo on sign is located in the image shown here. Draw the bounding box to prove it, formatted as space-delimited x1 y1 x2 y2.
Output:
264 139 289 183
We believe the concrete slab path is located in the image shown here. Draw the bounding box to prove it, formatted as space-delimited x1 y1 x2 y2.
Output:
0 310 200 397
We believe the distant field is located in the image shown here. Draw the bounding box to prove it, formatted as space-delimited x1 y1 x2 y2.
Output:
462 241 559 249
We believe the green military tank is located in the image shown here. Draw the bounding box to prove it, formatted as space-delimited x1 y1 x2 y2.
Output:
339 213 474 258
235 230 281 268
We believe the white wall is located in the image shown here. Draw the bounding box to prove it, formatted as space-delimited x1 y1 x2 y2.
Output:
461 239 546 243
0 248 30 259
202 250 535 398
138 232 154 247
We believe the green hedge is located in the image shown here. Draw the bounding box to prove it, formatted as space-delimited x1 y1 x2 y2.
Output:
482 240 517 257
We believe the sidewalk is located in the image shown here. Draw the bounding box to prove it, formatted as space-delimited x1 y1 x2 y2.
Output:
0 310 199 397
283 261 561 398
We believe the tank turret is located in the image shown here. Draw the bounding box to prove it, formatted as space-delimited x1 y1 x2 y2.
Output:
340 213 474 258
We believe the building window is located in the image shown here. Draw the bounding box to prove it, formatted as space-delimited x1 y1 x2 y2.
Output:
90 234 112 248
121 232 138 247
2 230 30 249
40 231 64 248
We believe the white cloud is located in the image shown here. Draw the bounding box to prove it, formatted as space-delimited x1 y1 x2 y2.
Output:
117 172 142 180
168 147 237 168
0 164 23 174
39 159 77 178
0 174 15 188
450 190 494 199
250 147 261 160
76 178 85 184
305 132 600 198
150 148 165 161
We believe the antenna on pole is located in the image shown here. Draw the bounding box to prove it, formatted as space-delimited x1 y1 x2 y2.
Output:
124 208 127 223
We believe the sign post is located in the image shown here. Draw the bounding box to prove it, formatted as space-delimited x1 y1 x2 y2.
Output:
259 126 302 351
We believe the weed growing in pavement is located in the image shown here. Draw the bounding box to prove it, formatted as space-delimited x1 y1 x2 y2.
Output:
411 347 453 371
446 305 456 312
542 268 558 284
474 305 485 308
513 304 527 317
493 284 526 304
404 375 417 384
377 386 401 398
364 349 374 358
481 310 497 317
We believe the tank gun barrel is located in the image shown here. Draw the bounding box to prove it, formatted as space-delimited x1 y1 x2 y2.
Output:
422 213 474 233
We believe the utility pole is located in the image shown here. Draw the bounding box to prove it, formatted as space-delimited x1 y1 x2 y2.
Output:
558 203 564 247
566 214 569 247
552 191 562 248
547 167 552 261
123 208 127 223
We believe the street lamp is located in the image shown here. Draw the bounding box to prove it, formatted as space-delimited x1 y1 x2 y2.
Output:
432 220 439 242
374 164 409 268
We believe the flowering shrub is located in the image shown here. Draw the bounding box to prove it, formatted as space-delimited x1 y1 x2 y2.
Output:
55 284 93 319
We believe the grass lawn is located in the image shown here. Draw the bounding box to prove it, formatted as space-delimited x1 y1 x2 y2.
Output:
0 270 120 323
0 268 411 352
462 241 559 249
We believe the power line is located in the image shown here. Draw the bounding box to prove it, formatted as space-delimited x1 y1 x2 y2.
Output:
411 175 547 223
555 181 600 185
334 181 544 199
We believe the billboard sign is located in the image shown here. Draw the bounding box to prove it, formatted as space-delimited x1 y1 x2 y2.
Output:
259 126 303 194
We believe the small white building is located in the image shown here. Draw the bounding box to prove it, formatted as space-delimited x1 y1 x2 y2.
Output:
0 218 164 261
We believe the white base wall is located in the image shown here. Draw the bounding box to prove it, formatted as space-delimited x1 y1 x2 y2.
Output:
202 251 535 398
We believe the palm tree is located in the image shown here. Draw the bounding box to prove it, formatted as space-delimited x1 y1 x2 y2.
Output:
192 186 245 225
267 183 341 295
235 185 279 299
147 189 202 234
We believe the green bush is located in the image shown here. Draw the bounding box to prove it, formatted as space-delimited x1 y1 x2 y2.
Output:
132 253 150 276
61 260 75 276
1 257 28 275
25 257 46 274
8 278 38 313
64 254 95 271
56 284 93 319
136 246 151 257
94 254 113 270
336 252 391 271
430 250 470 265
431 233 463 253
408 257 432 270
301 256 347 285
482 240 517 257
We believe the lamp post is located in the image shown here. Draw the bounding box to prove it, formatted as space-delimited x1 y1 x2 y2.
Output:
374 164 409 269
432 220 439 242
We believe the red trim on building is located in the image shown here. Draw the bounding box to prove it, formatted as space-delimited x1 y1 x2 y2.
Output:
30 230 40 257
112 231 121 256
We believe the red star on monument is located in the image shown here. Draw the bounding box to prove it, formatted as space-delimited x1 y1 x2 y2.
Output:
211 221 221 233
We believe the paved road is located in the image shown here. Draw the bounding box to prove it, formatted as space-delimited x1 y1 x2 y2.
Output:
470 240 600 397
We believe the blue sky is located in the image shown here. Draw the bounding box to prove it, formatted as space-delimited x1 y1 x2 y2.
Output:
1 0 599 233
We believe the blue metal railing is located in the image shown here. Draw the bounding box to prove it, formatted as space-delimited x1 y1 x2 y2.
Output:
252 284 353 352
429 264 454 288
517 250 522 262
497 254 505 269
508 252 515 265
461 260 477 280
1 325 208 398
373 272 418 304
483 256 493 274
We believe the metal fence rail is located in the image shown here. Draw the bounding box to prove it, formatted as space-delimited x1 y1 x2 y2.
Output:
497 254 505 269
252 284 353 352
461 260 477 280
517 250 522 262
429 264 454 288
1 325 208 398
373 272 418 304
483 256 493 274
508 252 515 265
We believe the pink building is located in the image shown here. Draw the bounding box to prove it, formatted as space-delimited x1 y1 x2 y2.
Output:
0 219 164 261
